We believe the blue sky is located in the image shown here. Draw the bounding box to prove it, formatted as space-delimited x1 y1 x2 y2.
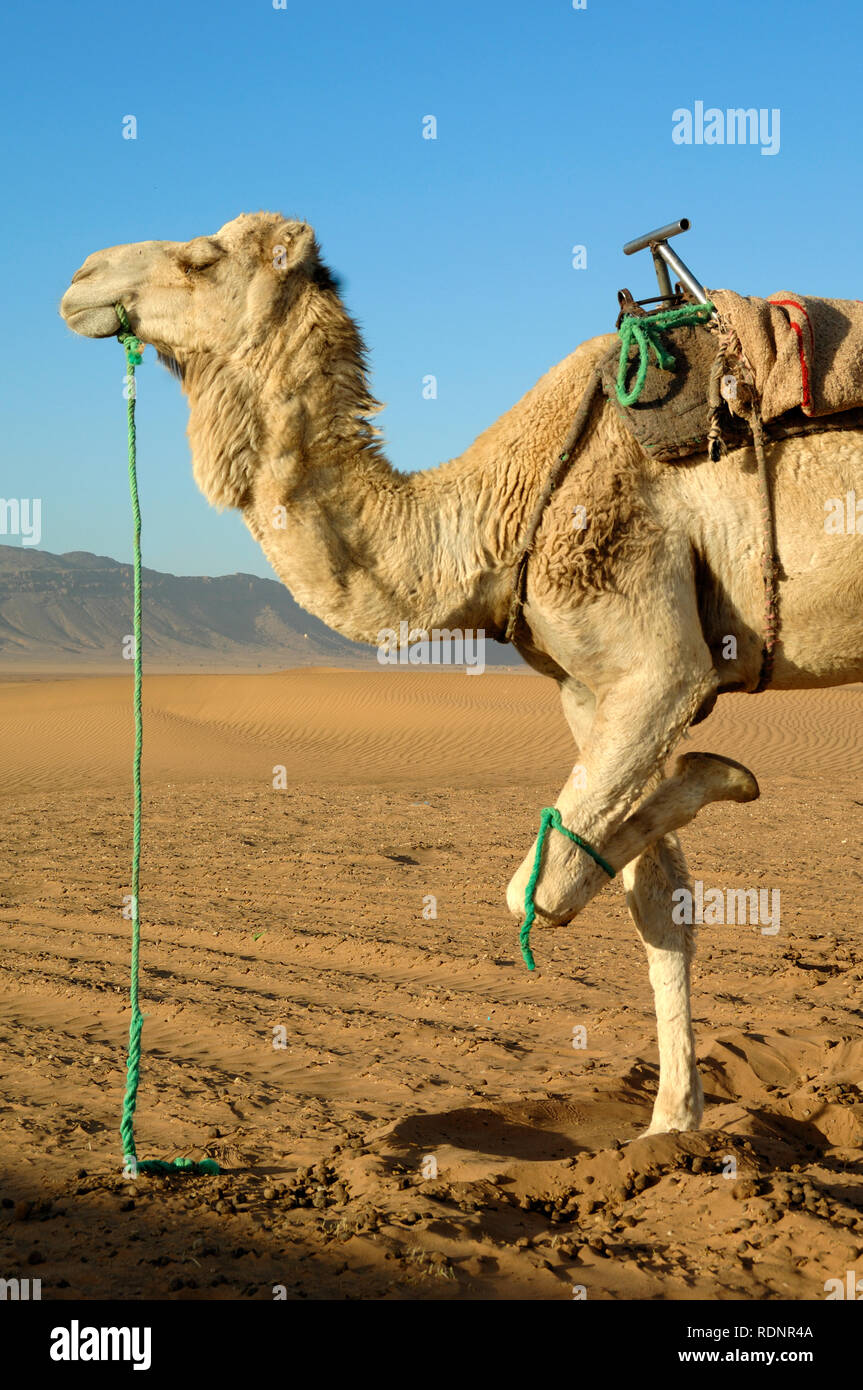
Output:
3 0 862 577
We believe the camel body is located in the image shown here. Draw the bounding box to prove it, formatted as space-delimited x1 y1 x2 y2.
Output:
60 213 863 1134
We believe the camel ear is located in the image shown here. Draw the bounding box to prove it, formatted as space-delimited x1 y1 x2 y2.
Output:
267 221 316 275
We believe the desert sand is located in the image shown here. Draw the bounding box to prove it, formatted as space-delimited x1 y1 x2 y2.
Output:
0 668 861 1300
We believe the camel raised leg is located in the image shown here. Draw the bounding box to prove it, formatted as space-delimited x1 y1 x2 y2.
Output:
509 749 758 922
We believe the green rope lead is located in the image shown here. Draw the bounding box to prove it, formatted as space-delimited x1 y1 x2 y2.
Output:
520 807 615 971
616 301 715 407
115 304 219 1179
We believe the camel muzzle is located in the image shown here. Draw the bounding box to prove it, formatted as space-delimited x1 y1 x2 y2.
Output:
60 289 124 339
61 254 130 339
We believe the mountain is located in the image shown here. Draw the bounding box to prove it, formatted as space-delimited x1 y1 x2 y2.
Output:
0 546 372 670
0 547 522 670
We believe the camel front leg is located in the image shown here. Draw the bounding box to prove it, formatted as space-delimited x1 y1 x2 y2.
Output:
616 760 757 1134
623 832 703 1134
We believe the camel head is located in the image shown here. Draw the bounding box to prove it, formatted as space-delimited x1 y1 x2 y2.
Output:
60 212 327 364
59 213 363 510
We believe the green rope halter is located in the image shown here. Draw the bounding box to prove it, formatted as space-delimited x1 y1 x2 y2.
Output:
115 303 219 1178
615 301 715 407
520 807 615 971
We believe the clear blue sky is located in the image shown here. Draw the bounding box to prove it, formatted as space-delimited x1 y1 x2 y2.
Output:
3 0 862 577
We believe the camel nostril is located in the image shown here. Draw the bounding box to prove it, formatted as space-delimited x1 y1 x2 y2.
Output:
71 265 95 284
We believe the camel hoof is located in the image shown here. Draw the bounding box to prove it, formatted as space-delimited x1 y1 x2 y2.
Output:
672 751 759 804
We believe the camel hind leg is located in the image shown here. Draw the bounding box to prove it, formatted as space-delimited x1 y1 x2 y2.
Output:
623 831 703 1134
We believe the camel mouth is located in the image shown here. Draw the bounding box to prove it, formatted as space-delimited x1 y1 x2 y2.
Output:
60 298 123 340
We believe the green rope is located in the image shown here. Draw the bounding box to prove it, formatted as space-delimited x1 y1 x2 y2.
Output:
615 301 715 407
520 807 615 971
115 304 219 1179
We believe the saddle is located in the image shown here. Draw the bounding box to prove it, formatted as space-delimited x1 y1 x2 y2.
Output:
603 291 863 463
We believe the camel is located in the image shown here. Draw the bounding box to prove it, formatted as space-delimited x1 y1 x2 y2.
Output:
60 212 863 1136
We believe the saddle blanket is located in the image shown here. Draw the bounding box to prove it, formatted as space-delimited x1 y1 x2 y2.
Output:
710 289 863 420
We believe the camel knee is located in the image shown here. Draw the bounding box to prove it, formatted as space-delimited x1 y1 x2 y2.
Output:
506 861 567 922
506 850 583 925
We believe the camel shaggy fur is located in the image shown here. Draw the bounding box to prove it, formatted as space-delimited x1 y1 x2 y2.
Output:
60 213 863 1135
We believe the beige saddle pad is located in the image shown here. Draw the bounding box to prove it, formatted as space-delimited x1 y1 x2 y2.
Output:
710 289 863 420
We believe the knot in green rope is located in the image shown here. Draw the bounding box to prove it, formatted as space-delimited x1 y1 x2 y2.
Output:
115 303 143 366
615 301 715 407
520 806 615 971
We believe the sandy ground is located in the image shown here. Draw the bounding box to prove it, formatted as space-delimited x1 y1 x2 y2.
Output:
0 668 861 1301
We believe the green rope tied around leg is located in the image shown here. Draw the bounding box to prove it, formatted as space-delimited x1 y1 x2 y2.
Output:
615 301 715 407
115 303 219 1180
520 807 615 971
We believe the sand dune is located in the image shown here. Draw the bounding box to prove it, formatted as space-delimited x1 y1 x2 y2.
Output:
1 668 860 794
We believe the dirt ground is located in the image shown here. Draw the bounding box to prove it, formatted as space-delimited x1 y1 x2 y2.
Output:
0 669 861 1300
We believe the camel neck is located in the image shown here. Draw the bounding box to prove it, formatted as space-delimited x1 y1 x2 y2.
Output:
181 283 562 650
242 449 513 648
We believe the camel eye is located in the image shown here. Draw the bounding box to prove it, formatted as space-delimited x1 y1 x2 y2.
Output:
181 257 219 276
178 239 223 275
